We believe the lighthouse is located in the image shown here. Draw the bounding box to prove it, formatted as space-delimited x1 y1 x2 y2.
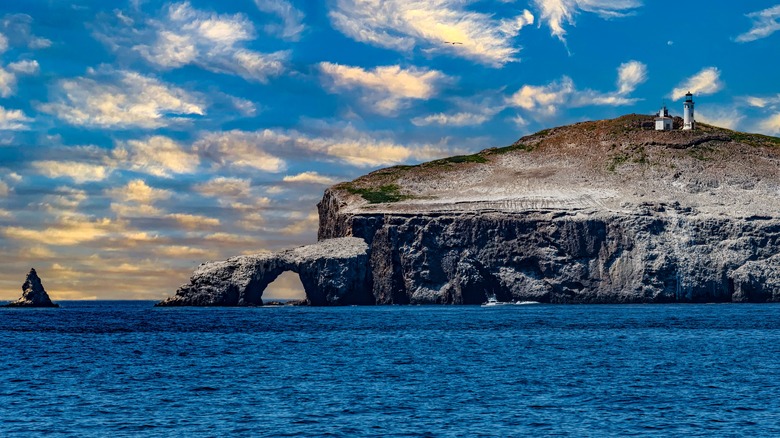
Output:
683 92 695 131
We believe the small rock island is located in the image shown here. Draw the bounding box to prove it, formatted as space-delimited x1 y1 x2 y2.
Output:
159 112 780 306
4 268 59 308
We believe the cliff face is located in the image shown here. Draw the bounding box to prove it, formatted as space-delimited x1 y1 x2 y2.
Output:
162 115 780 305
317 115 780 304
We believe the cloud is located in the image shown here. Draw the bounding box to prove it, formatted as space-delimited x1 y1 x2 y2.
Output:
107 179 171 204
255 0 305 41
32 161 110 183
279 211 319 236
0 14 52 49
736 5 780 42
39 68 204 128
508 61 646 116
0 106 32 130
616 60 647 95
7 60 40 75
329 0 534 67
39 187 88 211
0 33 7 53
696 107 745 130
166 213 220 230
194 177 252 198
414 112 491 127
127 2 289 83
759 114 780 135
195 131 286 172
114 136 199 177
319 62 449 115
4 216 118 246
283 172 338 185
671 67 723 100
0 180 8 196
533 0 642 44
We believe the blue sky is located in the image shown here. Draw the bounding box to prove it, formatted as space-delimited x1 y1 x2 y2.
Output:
1 0 779 300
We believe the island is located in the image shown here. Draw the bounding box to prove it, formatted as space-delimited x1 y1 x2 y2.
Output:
158 114 780 306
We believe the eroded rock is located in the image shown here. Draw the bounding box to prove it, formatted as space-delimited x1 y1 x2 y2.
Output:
4 268 59 308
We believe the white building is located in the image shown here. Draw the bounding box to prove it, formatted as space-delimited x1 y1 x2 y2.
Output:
683 92 695 130
655 106 673 131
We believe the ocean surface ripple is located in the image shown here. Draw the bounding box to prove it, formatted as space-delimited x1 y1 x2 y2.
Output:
2 302 780 436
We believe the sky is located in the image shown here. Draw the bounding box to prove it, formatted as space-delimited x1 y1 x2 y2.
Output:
1 1 780 301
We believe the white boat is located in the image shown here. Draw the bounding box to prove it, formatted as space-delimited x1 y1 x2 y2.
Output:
481 295 512 307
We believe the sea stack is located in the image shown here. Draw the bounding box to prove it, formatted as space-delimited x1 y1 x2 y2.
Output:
4 268 59 308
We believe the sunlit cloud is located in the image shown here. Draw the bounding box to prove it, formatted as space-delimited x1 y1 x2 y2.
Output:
39 68 205 129
283 172 338 185
195 131 286 172
106 179 171 203
4 215 119 246
671 67 723 100
194 177 252 198
7 60 39 75
319 62 450 115
735 5 780 42
166 213 220 230
32 160 111 183
329 0 534 67
114 136 199 177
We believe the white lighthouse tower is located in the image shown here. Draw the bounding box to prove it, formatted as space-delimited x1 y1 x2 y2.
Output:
683 92 695 130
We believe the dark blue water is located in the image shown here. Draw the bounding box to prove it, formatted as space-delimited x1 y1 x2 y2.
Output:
2 302 780 436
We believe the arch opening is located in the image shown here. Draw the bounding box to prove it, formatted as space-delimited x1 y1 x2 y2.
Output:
262 270 306 304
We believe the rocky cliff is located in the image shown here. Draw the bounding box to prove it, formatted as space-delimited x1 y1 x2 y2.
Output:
162 114 780 305
4 268 59 308
318 115 780 304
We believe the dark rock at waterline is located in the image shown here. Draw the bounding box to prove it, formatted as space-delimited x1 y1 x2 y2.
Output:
4 268 59 308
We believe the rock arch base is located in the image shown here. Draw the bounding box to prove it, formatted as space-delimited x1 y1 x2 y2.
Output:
157 237 372 306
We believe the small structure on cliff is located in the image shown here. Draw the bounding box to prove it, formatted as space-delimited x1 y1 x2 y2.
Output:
4 268 59 308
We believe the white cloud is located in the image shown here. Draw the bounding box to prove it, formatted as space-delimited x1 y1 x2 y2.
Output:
696 108 745 130
329 0 534 67
107 179 171 204
533 0 641 44
114 136 199 177
132 2 288 82
617 60 647 95
671 67 723 100
255 0 305 41
39 69 204 128
509 61 645 115
39 187 88 211
736 5 780 42
195 177 252 198
759 114 780 135
7 60 40 75
412 111 492 127
0 106 32 130
32 161 110 183
319 62 449 115
1 14 52 49
283 172 338 185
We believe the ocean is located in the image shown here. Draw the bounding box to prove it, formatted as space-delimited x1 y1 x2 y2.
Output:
2 301 779 436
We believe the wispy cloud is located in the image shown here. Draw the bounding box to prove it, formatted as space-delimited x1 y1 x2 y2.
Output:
1 14 52 49
329 0 534 67
319 62 450 115
114 136 199 177
32 161 111 183
255 0 305 41
735 5 780 42
671 67 723 100
39 68 204 129
533 0 642 44
283 172 338 185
